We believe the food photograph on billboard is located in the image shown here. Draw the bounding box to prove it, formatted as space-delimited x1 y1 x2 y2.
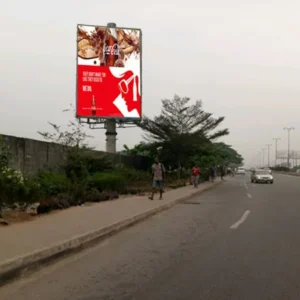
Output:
77 24 142 119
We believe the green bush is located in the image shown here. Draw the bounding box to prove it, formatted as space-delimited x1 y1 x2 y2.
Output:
116 167 151 183
84 188 101 202
64 156 89 183
23 178 42 202
165 170 178 181
200 168 210 181
84 156 113 174
0 168 41 210
38 170 68 196
0 167 27 204
272 166 290 172
84 188 111 202
89 172 126 192
64 151 90 202
168 178 187 189
38 193 73 214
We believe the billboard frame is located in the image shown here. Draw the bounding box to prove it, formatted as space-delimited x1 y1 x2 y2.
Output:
75 23 143 123
78 117 139 129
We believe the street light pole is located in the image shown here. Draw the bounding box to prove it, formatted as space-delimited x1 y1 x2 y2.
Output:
266 144 272 167
272 138 281 167
284 127 295 169
261 148 266 167
258 152 262 168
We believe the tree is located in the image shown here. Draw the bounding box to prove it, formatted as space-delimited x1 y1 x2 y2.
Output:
38 105 94 201
210 142 243 167
38 104 92 149
0 135 12 171
138 95 229 173
188 142 243 180
122 142 150 156
0 136 12 216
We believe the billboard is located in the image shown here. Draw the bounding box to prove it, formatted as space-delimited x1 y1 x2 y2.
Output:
76 24 142 119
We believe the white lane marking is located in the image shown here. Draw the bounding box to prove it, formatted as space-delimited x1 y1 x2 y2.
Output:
247 193 252 199
244 182 248 189
230 210 251 229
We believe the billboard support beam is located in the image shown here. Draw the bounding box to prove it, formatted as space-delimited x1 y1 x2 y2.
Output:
104 22 117 153
105 119 117 153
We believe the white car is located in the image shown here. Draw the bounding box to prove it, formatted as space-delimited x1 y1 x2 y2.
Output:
236 168 246 175
251 169 274 184
262 167 272 174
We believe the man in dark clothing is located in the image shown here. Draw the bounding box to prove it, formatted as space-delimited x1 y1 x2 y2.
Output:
210 167 216 182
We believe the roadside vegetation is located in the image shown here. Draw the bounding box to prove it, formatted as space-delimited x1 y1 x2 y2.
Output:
0 95 243 223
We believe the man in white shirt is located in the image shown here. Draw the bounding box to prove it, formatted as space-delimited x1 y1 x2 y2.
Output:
148 158 166 200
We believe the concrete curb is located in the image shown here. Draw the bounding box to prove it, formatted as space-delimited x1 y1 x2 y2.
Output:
0 181 222 286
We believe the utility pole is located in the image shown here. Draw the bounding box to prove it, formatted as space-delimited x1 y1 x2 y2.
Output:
284 127 295 169
258 152 262 168
272 138 281 167
266 144 272 167
292 151 295 167
261 148 266 167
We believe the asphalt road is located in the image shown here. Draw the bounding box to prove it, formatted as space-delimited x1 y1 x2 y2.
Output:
1 173 300 300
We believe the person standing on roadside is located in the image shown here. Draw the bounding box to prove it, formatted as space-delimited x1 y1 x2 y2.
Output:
149 157 166 200
191 164 200 188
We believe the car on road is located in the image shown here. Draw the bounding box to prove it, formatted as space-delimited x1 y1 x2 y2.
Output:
236 167 246 175
262 167 272 174
251 169 274 184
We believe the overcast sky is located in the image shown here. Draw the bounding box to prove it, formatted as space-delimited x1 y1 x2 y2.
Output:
1 0 300 167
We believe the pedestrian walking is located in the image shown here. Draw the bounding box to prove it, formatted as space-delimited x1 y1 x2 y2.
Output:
149 157 166 200
210 167 216 182
191 164 200 188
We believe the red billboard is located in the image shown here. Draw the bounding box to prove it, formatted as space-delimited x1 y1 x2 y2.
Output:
76 24 142 119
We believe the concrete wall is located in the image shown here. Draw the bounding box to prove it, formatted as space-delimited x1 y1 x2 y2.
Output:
1 134 151 175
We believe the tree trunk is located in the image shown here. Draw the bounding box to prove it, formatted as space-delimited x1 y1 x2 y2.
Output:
177 161 181 179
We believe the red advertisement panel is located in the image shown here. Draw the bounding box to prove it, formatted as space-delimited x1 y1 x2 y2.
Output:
76 25 142 119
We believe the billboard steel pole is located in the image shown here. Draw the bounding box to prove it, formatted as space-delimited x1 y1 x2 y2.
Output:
105 22 117 154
